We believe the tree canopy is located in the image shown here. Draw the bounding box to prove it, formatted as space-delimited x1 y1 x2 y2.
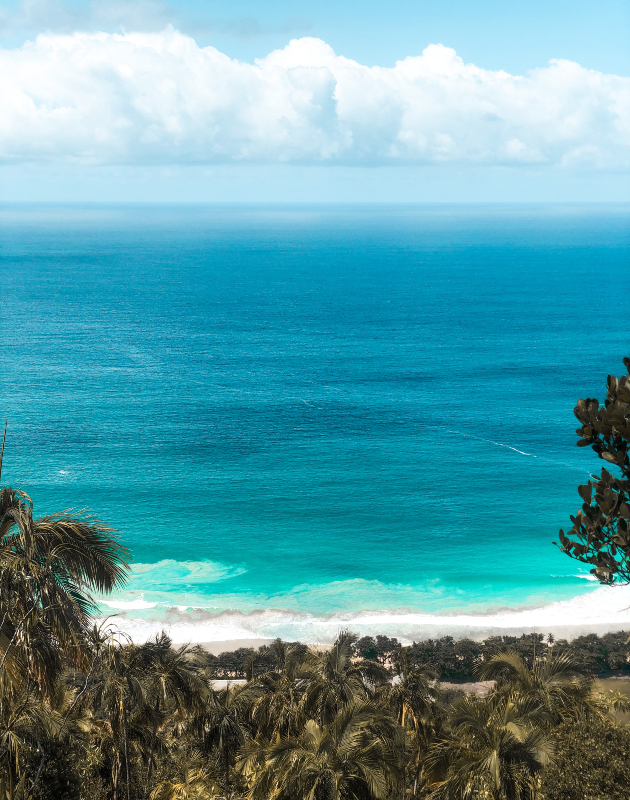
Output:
557 356 630 582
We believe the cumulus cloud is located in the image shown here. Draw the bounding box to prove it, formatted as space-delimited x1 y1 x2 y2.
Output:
0 28 628 167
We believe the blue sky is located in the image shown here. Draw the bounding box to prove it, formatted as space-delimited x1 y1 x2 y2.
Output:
0 0 628 201
2 0 629 74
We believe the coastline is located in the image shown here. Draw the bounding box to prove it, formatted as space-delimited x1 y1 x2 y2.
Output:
97 582 630 646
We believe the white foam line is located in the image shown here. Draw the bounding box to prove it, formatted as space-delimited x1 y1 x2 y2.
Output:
100 598 158 610
446 429 533 456
97 584 630 645
439 425 591 473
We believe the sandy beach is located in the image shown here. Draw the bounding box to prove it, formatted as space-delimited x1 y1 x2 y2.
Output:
101 581 630 648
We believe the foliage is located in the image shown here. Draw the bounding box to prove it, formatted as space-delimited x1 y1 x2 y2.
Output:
2 614 623 800
540 717 630 800
242 700 403 800
354 636 401 667
0 484 129 695
196 643 308 681
349 632 630 679
0 479 129 799
427 695 554 800
476 649 605 725
557 356 630 582
26 740 85 800
405 637 485 679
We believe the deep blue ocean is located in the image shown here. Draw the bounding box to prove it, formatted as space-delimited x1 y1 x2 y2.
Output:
1 203 629 642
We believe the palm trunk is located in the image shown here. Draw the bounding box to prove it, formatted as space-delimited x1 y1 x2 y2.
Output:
113 754 119 800
533 639 536 669
123 704 131 800
413 726 428 797
62 651 98 731
145 696 160 792
0 599 38 672
413 755 422 797
225 746 230 800
25 740 46 800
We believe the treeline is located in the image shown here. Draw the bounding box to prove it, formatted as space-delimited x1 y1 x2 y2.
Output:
208 631 630 680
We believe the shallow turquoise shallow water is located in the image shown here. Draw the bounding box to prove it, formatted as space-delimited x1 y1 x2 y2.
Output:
1 203 628 637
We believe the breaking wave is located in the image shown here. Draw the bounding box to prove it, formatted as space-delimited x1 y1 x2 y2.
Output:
97 579 630 646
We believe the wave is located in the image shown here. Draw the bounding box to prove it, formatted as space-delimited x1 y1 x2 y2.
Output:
129 559 247 586
97 583 630 646
100 598 159 610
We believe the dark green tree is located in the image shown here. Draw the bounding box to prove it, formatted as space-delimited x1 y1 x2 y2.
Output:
557 356 630 582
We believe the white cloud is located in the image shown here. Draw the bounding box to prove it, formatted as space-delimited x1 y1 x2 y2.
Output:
0 28 628 167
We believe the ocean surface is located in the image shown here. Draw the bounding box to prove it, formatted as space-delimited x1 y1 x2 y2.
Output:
1 203 629 644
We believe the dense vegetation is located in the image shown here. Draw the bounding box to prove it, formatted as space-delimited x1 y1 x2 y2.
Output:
215 631 630 681
539 717 630 800
5 618 630 800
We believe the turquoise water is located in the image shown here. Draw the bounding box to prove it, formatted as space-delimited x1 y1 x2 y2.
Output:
1 204 628 640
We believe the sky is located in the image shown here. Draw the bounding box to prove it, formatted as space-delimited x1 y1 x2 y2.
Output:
0 0 628 202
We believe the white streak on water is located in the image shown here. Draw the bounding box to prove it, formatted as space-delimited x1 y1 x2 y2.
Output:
446 429 533 456
437 425 592 473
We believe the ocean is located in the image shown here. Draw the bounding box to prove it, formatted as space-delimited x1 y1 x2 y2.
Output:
1 203 629 644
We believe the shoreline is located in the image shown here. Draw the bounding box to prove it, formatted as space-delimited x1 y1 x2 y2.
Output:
98 582 630 646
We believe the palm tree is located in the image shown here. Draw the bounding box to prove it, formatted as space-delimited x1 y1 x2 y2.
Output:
387 649 439 796
190 683 249 800
85 635 149 800
150 750 221 800
476 649 605 725
242 699 402 800
426 694 554 800
0 667 82 800
0 456 129 795
140 633 208 789
244 640 310 739
0 482 129 693
301 632 389 726
0 770 26 800
0 677 59 795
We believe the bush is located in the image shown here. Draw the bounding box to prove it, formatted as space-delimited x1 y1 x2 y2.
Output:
27 741 84 800
541 718 630 800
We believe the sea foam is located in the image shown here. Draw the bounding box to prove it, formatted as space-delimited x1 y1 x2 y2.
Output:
97 583 630 646
130 559 247 585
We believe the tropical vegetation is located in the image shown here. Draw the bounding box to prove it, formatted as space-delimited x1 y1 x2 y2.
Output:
558 355 630 582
